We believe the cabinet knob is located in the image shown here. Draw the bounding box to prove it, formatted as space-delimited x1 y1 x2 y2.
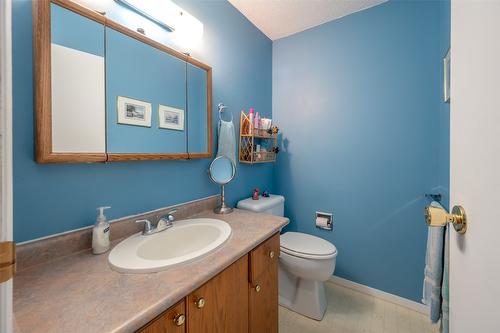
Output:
195 297 206 309
255 284 261 293
173 314 185 326
269 251 275 259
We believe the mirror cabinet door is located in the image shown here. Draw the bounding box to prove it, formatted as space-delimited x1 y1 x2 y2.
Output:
105 27 188 160
187 63 210 157
37 2 107 162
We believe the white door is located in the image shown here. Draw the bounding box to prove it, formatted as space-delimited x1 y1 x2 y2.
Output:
450 1 500 332
0 0 14 332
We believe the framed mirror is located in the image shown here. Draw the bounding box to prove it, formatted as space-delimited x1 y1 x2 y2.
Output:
33 0 212 163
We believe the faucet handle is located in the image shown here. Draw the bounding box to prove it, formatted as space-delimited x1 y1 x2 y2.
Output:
135 219 154 235
163 209 178 222
156 210 177 232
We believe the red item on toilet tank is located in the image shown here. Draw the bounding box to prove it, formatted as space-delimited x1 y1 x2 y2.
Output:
252 188 260 200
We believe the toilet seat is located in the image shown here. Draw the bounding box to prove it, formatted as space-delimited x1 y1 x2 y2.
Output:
280 232 337 260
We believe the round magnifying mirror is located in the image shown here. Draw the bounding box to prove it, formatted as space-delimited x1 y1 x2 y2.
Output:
208 156 235 214
209 156 235 185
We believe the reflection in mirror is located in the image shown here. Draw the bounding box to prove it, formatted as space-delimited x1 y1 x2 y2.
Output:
50 3 105 153
209 156 236 214
187 63 208 154
105 27 186 155
209 156 234 184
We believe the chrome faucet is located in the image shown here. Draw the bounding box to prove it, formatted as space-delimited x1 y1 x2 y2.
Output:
135 210 177 236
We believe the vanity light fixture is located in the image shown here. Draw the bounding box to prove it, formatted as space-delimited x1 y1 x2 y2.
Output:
115 0 204 49
115 0 176 31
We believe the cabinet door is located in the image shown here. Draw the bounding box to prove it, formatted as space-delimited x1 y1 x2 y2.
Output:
137 300 186 333
187 256 249 333
249 233 280 333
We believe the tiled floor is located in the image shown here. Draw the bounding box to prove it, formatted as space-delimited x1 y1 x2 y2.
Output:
279 281 439 333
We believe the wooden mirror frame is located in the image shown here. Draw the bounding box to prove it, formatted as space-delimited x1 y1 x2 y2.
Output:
33 0 212 163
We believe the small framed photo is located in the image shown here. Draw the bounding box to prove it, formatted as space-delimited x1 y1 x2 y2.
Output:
117 96 152 127
443 48 450 103
159 105 184 131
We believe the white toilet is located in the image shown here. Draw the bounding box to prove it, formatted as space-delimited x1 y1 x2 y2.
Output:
237 195 337 320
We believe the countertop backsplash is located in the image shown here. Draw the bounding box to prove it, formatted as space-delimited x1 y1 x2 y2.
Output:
16 195 218 271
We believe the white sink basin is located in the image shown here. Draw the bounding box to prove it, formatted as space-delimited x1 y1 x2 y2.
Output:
108 218 232 273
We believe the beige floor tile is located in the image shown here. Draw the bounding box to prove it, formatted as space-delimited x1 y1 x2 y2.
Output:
279 282 436 333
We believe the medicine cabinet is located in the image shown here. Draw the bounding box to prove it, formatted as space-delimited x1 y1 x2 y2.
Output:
33 0 212 163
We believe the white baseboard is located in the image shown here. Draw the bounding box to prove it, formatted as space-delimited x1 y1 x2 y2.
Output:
328 276 429 315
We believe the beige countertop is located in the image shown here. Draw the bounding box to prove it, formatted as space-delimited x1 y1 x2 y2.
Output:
13 209 288 333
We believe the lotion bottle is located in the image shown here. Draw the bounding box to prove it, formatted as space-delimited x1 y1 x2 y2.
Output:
92 206 111 254
254 111 260 129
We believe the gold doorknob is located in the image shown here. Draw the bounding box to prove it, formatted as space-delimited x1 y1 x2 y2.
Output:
255 284 261 293
173 314 185 326
269 251 275 259
425 205 467 234
195 297 206 309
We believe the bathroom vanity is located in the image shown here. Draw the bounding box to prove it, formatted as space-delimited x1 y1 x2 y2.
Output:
13 202 288 333
139 233 279 333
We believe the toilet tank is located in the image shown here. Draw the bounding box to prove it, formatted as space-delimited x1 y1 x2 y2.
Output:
237 195 285 216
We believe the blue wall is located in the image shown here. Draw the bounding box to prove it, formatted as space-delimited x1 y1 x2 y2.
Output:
12 0 273 242
273 1 448 302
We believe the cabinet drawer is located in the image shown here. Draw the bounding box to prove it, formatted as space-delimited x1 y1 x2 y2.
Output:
249 233 280 283
137 300 186 333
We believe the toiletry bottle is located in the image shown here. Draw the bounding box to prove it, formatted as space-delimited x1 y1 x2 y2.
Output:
92 206 111 254
256 144 261 160
255 111 260 130
249 108 254 134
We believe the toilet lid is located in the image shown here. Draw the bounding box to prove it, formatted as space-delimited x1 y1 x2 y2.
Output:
280 232 337 258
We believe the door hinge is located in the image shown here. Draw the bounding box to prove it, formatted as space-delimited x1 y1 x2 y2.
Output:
0 241 15 283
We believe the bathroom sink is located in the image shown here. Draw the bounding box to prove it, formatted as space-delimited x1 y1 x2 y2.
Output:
108 218 232 273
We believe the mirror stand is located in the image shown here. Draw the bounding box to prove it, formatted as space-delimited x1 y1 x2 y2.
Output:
215 184 233 214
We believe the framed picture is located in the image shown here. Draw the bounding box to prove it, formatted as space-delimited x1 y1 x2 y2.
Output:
117 96 152 127
158 105 184 131
443 48 450 103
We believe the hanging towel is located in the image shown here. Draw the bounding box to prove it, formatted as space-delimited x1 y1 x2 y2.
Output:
440 226 449 333
422 200 445 323
216 119 236 166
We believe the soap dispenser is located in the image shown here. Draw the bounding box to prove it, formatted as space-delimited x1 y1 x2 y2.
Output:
92 206 111 254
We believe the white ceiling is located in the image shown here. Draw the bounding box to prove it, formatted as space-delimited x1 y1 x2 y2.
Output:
228 0 387 40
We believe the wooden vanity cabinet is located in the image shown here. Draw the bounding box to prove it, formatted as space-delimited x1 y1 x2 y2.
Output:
136 233 279 333
249 233 280 333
